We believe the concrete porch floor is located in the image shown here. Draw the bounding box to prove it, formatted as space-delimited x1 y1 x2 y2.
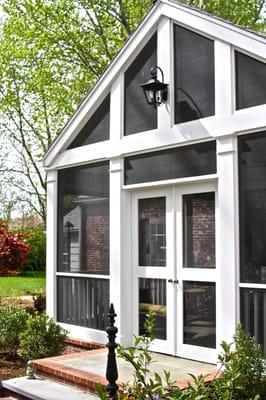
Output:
33 348 217 390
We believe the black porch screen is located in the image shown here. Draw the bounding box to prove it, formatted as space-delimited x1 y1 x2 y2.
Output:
239 131 266 283
174 25 214 124
57 162 109 275
125 141 216 185
124 34 157 135
68 95 110 148
236 52 266 110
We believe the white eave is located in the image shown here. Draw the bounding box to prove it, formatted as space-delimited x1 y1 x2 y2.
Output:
43 0 265 168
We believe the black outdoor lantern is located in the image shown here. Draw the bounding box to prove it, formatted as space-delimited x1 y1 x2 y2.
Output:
140 65 168 107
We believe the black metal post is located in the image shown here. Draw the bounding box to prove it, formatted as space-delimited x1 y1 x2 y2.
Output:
106 303 119 399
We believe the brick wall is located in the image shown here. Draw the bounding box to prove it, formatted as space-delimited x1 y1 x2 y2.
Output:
189 194 215 268
84 202 109 274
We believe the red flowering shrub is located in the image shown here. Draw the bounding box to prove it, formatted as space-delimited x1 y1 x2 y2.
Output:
0 222 30 273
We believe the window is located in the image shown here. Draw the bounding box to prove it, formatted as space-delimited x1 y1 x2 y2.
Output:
174 25 215 124
236 52 266 110
125 141 216 185
139 197 166 267
183 193 215 269
68 95 110 148
124 34 157 135
57 162 109 275
139 278 166 340
239 132 266 283
183 281 216 348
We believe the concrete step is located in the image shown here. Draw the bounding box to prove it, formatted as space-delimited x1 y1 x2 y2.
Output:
2 377 98 400
32 349 107 392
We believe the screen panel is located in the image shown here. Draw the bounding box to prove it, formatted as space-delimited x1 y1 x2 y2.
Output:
174 25 215 124
124 34 157 135
57 162 109 275
57 276 109 330
125 141 216 185
139 278 166 340
183 192 215 269
239 132 266 283
68 95 110 148
236 52 266 110
183 281 216 348
240 288 266 353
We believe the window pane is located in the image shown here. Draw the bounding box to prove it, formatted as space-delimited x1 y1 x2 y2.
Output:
239 132 266 283
236 52 266 110
183 281 216 348
124 34 157 135
174 25 214 124
125 141 216 185
139 278 166 340
183 193 215 268
139 197 166 266
57 277 109 330
68 95 110 148
240 288 266 353
58 162 109 274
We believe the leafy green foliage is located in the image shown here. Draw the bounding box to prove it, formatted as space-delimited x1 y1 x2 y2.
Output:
18 314 67 361
180 0 265 33
18 225 46 271
214 325 266 400
0 305 29 353
98 320 266 400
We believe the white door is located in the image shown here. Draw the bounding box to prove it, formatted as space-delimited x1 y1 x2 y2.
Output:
132 182 217 362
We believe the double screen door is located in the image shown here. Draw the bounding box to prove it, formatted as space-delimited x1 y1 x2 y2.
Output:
131 182 217 363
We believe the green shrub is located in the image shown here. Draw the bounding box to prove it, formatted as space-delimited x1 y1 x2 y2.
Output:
0 305 29 353
18 226 46 271
18 314 67 361
33 290 46 313
214 325 266 400
98 320 266 400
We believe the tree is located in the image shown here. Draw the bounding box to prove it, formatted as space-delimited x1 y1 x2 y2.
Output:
0 0 264 222
0 221 30 273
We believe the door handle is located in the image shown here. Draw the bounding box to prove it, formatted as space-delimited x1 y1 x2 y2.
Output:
173 279 179 284
168 279 179 284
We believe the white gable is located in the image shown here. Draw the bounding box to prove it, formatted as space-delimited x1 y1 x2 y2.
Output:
43 0 265 168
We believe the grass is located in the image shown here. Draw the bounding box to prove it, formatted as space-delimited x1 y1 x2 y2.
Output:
0 271 45 297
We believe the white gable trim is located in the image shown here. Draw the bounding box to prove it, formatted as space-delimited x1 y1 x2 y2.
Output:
43 0 265 168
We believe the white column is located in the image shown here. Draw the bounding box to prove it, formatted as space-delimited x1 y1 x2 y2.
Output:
157 17 172 130
215 41 233 117
109 73 123 142
216 136 238 346
109 158 131 345
45 169 57 319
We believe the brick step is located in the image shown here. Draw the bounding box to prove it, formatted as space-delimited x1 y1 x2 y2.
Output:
32 349 107 393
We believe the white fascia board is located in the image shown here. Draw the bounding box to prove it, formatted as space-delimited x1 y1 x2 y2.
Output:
43 0 265 169
162 1 265 53
43 3 164 168
50 105 266 170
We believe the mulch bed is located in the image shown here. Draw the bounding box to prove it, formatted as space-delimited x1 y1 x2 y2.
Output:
0 345 86 381
0 351 26 381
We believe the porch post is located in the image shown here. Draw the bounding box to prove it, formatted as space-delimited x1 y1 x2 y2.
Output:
109 72 131 346
216 136 238 346
46 169 57 319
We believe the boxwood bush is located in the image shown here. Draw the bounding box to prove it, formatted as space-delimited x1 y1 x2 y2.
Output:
18 314 67 360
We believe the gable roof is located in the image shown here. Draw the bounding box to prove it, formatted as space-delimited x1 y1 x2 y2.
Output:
43 0 265 168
